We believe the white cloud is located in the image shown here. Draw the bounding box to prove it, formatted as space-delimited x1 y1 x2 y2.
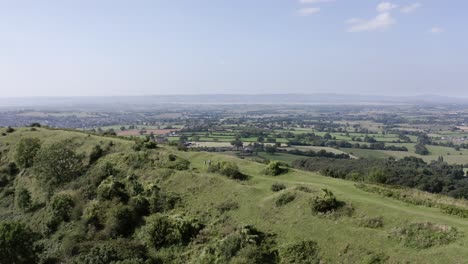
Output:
429 27 444 34
298 7 321 16
401 3 422 13
299 0 334 4
377 2 398 13
347 12 396 32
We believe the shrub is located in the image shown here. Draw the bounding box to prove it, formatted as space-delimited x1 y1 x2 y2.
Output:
310 189 345 214
0 222 40 264
89 161 119 187
76 239 148 264
265 161 287 176
137 214 203 249
275 192 296 207
6 126 15 133
392 222 461 249
271 183 286 192
89 144 104 164
209 161 247 180
129 195 150 218
215 225 276 263
15 137 41 168
104 204 136 238
439 204 468 218
145 184 180 213
357 216 384 229
97 176 129 202
280 240 320 264
15 187 32 211
45 194 75 233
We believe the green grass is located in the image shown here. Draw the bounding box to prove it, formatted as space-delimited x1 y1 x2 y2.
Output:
173 151 468 263
3 128 468 263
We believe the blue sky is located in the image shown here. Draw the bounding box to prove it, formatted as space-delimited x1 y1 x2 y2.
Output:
0 0 466 97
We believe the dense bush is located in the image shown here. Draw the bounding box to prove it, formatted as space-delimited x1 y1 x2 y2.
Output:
208 161 247 180
275 192 296 207
310 189 344 214
104 204 136 238
97 176 129 202
0 222 40 264
75 239 148 264
15 137 41 168
89 144 104 164
279 240 320 264
137 214 203 249
45 194 75 233
145 183 180 213
271 183 286 192
265 161 287 176
15 187 31 211
215 225 277 263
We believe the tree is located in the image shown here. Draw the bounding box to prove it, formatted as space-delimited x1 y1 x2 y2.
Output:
230 139 243 150
15 138 41 168
0 222 40 264
415 143 429 155
34 140 84 190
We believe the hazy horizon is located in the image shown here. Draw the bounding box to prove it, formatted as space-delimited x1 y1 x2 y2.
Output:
1 0 466 98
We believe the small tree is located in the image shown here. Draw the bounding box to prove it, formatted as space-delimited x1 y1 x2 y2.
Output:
34 140 84 190
15 138 41 168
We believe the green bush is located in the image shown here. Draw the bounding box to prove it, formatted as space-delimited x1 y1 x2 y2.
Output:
104 204 136 238
310 189 344 214
392 222 461 249
145 183 180 213
97 176 129 202
89 144 104 164
137 214 203 249
75 239 148 264
208 161 247 180
275 192 296 207
280 240 320 264
15 187 31 211
215 225 276 263
129 195 150 218
271 183 286 192
439 204 468 218
46 194 75 233
0 222 40 264
89 161 119 187
15 137 41 168
265 161 287 176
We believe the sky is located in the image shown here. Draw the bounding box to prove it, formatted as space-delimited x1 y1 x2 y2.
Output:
0 0 466 97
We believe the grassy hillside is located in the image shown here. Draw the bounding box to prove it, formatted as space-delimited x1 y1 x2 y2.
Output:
1 127 468 263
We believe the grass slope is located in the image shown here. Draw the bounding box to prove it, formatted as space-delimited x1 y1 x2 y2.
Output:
1 128 468 263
